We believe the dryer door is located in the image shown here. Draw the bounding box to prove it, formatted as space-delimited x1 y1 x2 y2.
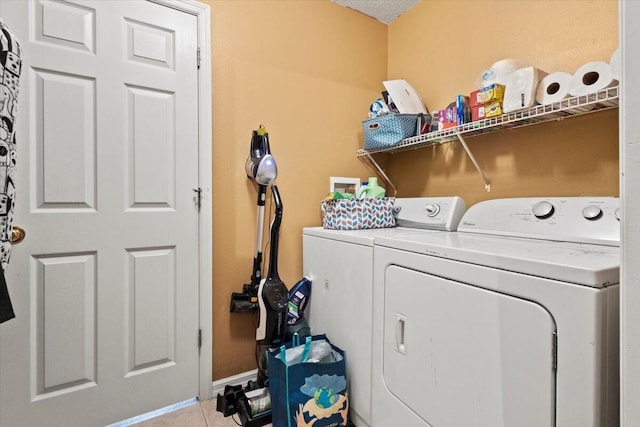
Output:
383 265 556 427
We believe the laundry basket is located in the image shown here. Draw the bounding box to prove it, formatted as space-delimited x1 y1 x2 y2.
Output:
321 198 396 230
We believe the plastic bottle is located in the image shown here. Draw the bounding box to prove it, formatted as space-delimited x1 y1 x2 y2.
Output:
357 177 386 198
287 277 312 325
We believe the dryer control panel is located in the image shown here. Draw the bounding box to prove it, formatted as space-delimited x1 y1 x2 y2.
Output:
458 197 620 246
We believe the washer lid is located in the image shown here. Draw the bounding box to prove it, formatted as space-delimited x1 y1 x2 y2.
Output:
375 231 619 287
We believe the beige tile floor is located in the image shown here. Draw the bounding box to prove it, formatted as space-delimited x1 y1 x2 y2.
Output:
130 399 273 427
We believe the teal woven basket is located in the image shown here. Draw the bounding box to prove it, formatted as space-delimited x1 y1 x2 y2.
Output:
362 113 418 151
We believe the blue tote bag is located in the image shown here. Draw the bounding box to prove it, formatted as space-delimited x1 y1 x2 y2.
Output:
267 334 349 427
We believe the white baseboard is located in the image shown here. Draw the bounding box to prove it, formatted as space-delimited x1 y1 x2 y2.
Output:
211 369 258 397
107 398 198 426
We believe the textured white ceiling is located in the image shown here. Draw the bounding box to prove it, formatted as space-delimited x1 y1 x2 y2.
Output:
333 0 420 24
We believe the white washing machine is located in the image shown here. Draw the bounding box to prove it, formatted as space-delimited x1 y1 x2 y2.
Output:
372 197 620 427
303 197 466 427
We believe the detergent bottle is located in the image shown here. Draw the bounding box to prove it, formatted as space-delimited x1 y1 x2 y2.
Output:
357 177 386 198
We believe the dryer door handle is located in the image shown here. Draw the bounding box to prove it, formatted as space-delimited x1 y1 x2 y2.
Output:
395 313 407 355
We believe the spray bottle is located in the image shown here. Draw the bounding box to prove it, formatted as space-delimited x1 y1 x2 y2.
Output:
287 276 312 325
284 277 312 341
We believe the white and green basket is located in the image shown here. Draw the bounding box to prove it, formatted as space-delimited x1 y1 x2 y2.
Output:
321 198 396 230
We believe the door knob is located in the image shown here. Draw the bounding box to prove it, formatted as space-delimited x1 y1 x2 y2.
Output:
11 226 25 244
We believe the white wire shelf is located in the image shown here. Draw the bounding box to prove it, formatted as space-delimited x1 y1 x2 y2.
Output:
356 86 619 157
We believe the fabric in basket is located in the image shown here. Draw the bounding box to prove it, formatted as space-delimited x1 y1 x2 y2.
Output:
362 113 418 151
321 198 395 230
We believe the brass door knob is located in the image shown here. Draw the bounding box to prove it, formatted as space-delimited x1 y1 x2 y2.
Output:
11 226 25 244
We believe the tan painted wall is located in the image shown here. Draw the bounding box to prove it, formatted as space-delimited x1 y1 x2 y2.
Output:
207 0 618 380
206 0 387 380
386 0 619 205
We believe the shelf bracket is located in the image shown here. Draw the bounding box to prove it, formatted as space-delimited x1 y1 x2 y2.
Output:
456 132 491 192
359 152 398 197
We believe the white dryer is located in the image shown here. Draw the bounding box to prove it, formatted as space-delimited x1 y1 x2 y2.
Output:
303 197 466 427
372 197 620 427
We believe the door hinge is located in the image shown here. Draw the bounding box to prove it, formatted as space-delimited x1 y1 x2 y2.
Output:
193 187 202 210
198 328 202 349
552 331 558 371
197 47 201 69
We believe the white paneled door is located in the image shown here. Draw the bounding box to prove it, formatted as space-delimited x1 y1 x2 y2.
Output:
0 1 203 426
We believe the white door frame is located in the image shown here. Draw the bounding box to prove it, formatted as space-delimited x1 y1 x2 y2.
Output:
149 0 213 401
620 0 640 425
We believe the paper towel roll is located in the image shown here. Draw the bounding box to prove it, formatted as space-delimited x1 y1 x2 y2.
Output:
536 72 572 105
503 66 547 113
569 61 618 97
610 48 620 81
474 58 522 89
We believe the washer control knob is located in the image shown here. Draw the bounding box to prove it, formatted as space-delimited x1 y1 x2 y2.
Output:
424 203 440 217
582 205 602 220
615 208 621 221
532 201 554 219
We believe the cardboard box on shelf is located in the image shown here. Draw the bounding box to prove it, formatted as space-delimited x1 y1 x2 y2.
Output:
469 84 506 107
472 105 486 121
484 101 503 118
472 101 503 121
456 95 471 125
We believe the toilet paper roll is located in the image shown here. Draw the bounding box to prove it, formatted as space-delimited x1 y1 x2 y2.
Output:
536 72 572 105
568 61 618 97
503 66 547 113
610 48 620 81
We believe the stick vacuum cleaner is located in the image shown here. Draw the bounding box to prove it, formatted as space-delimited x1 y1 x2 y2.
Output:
230 125 278 313
220 126 288 426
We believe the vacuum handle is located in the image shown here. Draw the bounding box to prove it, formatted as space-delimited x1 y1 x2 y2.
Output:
266 185 283 280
